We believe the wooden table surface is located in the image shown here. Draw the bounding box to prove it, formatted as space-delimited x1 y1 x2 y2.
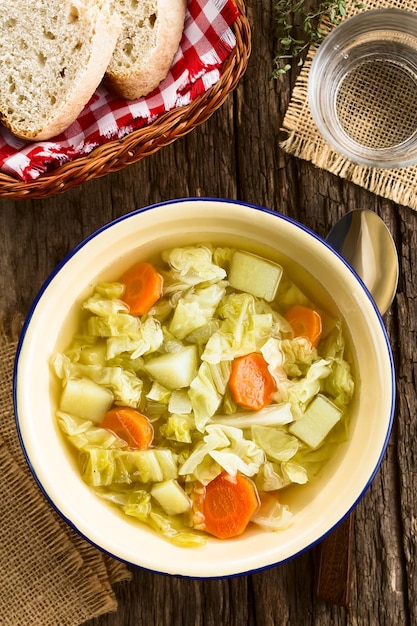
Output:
1 2 415 624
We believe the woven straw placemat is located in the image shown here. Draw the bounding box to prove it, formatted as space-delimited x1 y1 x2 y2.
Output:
280 0 417 211
0 340 131 626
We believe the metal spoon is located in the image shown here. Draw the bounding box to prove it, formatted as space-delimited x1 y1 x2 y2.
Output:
325 209 399 315
316 209 398 606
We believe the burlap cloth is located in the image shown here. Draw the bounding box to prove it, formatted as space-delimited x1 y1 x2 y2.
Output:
280 0 417 211
0 338 132 626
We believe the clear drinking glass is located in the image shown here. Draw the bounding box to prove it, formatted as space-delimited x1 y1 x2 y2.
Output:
308 9 417 168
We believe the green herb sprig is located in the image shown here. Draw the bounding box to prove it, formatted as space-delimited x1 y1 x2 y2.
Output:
273 0 362 76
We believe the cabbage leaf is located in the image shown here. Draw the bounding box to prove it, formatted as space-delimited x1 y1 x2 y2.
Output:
251 494 293 531
106 317 164 359
201 293 274 364
160 414 195 443
82 448 178 487
57 411 127 451
188 361 231 432
162 245 227 293
178 424 265 484
82 292 128 317
168 282 226 340
210 403 293 429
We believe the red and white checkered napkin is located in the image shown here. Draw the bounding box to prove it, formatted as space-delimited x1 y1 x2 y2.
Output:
0 0 240 182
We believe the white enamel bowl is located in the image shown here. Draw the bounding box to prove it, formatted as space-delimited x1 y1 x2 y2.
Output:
14 198 395 577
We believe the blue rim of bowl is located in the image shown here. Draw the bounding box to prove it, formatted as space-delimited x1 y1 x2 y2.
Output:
12 197 396 577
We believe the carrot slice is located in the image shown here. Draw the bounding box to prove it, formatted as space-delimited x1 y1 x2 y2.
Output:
120 261 163 316
229 352 276 411
101 407 154 449
284 304 322 348
202 472 260 539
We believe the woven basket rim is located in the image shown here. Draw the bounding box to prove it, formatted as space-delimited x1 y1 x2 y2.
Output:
0 0 250 201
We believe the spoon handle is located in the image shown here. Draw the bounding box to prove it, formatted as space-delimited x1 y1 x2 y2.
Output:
315 512 355 606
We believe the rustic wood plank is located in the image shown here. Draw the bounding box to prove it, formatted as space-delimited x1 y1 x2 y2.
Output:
395 205 417 626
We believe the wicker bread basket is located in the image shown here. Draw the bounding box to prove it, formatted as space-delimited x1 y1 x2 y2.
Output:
0 0 250 201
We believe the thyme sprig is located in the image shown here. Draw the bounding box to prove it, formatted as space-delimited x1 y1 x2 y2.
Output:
273 0 361 76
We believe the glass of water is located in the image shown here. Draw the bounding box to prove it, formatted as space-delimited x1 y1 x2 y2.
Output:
308 9 417 168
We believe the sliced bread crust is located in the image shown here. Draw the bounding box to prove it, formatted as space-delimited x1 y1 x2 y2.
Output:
0 0 121 141
105 0 187 100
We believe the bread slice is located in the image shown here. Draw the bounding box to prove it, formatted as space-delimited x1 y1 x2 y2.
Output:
0 0 121 141
105 0 187 100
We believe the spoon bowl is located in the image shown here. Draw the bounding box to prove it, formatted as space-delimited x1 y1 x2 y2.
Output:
326 209 399 315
